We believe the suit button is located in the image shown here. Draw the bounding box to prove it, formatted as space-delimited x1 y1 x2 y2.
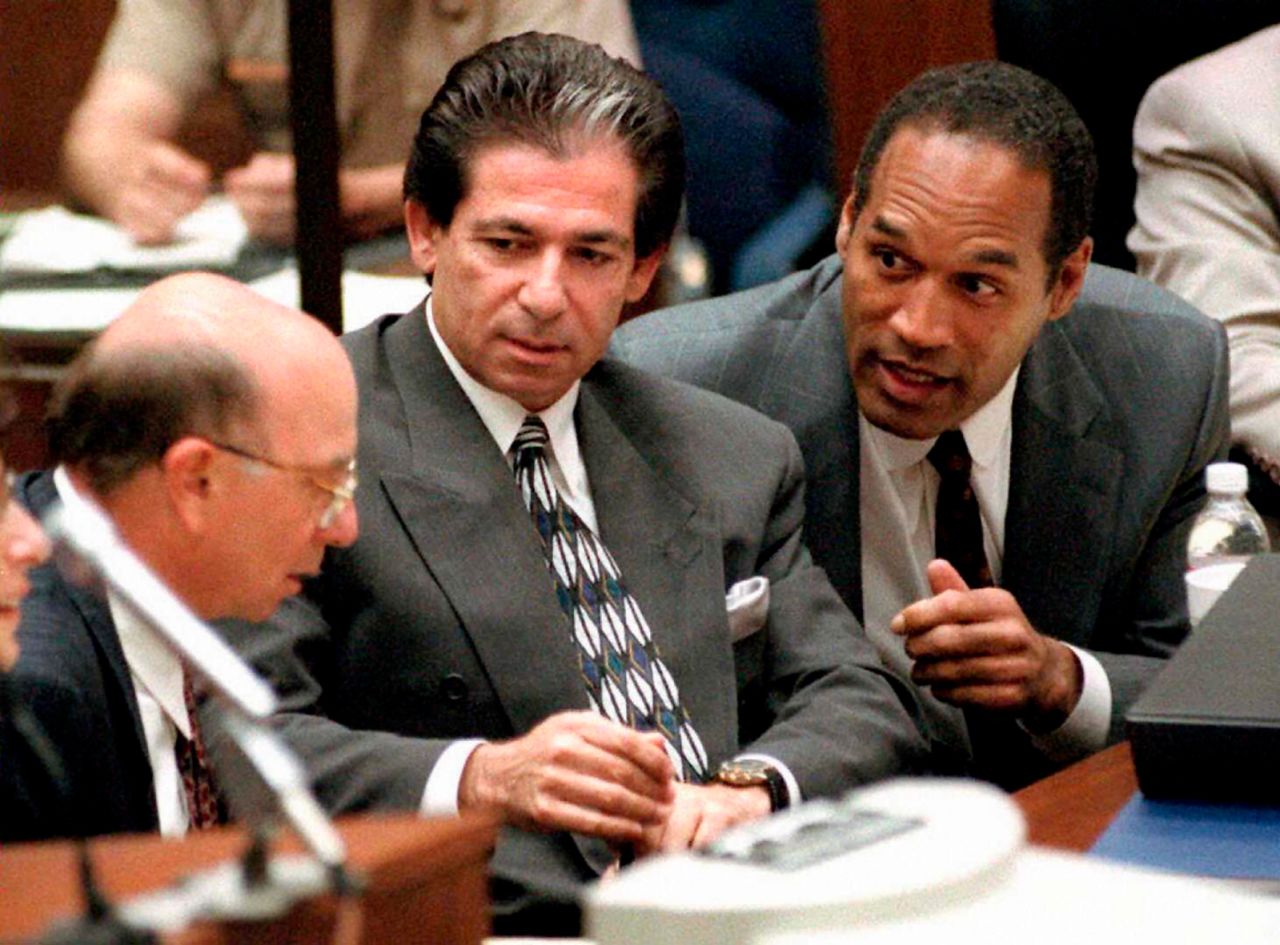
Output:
441 673 468 702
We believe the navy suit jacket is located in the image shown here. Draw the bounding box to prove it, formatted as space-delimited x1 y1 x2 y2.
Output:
0 471 157 841
613 256 1231 787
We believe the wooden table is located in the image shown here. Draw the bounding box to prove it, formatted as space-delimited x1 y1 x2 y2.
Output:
1014 742 1138 852
0 812 497 945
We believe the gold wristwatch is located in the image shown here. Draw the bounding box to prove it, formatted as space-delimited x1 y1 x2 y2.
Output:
713 759 789 812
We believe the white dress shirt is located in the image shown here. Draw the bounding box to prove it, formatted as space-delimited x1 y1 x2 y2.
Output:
420 300 799 813
53 467 194 836
858 370 1111 763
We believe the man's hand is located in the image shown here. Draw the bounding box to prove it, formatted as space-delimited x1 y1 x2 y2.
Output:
116 141 211 245
458 711 675 844
891 559 1083 732
225 155 406 244
225 152 297 244
339 164 409 240
638 781 771 855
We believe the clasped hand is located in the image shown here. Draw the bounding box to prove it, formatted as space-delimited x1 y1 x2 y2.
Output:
891 559 1083 732
459 711 769 852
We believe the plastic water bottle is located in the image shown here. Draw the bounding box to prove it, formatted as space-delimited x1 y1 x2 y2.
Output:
1187 462 1271 569
1185 462 1270 626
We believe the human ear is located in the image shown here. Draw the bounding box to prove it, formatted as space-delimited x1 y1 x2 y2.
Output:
159 437 219 532
835 193 859 256
404 199 443 275
1046 237 1093 322
623 246 666 303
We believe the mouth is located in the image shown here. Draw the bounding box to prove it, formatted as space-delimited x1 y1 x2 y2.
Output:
503 335 568 362
874 357 954 403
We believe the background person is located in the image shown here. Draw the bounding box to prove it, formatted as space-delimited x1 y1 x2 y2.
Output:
1129 23 1280 501
62 0 641 245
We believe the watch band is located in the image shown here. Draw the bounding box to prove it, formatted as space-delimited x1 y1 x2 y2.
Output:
714 759 790 812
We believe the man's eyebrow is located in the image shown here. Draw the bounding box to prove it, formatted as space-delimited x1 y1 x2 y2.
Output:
474 216 535 235
474 216 632 249
870 216 1021 269
969 248 1019 268
870 215 906 240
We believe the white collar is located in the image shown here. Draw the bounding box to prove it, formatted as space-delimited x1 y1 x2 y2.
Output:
425 296 582 463
864 365 1020 473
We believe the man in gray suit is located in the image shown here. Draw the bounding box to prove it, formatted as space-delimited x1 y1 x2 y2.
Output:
614 62 1230 789
235 33 927 936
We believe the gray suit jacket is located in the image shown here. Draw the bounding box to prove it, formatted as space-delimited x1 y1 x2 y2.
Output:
612 255 1230 786
229 305 927 931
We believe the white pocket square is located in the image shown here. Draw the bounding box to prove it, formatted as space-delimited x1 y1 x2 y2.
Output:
726 576 770 642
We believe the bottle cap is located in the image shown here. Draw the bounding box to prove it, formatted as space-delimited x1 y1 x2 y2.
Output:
1205 462 1248 495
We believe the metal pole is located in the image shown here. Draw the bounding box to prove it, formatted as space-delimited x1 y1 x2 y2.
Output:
286 0 343 334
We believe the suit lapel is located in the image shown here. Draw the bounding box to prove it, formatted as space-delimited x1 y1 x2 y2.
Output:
20 473 150 757
1004 323 1124 643
376 311 590 734
575 384 737 762
756 281 865 621
71 584 151 754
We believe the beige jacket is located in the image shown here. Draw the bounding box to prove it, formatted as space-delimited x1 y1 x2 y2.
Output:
98 0 641 168
1129 24 1280 481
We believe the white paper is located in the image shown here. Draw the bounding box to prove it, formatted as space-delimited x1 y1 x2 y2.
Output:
0 268 425 335
0 198 248 273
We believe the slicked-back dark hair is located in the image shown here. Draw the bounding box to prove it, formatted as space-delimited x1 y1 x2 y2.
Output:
404 31 685 260
46 341 260 494
852 61 1097 279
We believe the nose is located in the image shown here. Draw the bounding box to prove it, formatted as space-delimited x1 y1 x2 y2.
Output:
516 250 568 320
318 497 358 549
888 279 953 351
3 502 51 571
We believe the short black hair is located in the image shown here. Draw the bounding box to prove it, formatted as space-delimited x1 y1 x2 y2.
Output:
46 341 259 494
404 31 685 260
853 61 1097 278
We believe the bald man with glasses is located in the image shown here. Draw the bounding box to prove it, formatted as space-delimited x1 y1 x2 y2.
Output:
0 272 358 842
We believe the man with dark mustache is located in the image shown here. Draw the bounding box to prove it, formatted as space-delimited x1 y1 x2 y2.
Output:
614 61 1230 789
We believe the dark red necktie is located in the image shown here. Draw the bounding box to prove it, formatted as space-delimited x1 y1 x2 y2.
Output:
176 670 223 829
928 430 995 589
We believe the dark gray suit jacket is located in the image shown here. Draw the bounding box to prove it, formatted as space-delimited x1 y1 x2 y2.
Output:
230 305 928 932
0 471 158 842
612 255 1231 787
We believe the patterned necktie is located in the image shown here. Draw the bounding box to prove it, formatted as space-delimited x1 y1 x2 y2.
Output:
176 670 223 830
928 430 995 589
512 416 708 782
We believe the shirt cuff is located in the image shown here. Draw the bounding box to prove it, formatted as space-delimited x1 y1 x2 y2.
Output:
734 752 802 808
420 739 486 816
1020 645 1111 763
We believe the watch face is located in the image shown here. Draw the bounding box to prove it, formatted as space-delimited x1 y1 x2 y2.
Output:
717 759 770 785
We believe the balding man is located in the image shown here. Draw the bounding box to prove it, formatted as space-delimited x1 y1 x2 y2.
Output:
0 273 358 843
